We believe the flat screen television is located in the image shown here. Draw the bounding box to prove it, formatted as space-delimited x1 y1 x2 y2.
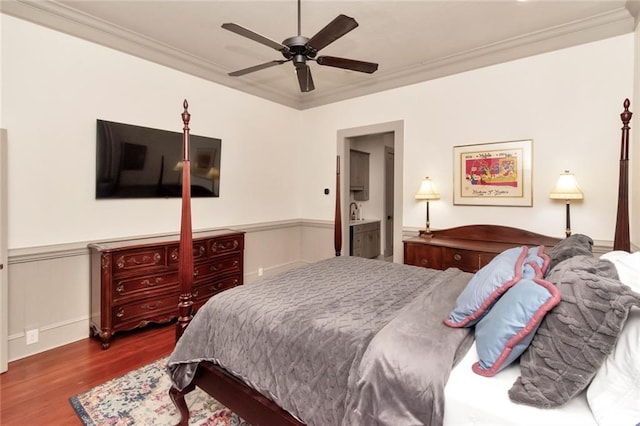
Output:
96 119 221 199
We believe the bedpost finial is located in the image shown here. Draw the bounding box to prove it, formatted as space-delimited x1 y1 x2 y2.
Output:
182 99 191 127
621 98 632 124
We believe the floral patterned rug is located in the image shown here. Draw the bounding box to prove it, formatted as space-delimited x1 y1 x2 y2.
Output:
69 357 250 425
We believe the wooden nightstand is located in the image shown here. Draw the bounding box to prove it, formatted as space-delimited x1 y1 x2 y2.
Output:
403 225 559 273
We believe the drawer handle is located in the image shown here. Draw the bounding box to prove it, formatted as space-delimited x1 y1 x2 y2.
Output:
192 290 199 298
213 240 239 252
141 301 163 310
116 308 124 318
141 277 163 287
454 254 462 261
420 259 429 266
116 285 124 294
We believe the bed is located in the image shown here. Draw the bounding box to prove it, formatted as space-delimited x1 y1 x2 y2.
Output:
166 99 636 426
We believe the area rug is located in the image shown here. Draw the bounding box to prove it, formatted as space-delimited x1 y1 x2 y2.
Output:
69 357 250 425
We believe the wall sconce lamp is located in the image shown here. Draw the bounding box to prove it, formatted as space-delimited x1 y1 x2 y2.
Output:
549 170 584 238
415 177 440 236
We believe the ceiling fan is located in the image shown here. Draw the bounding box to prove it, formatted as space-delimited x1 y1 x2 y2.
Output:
221 0 379 92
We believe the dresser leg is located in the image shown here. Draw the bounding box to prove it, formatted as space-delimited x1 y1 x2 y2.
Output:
98 330 112 350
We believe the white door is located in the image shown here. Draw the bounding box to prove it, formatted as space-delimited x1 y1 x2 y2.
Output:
1 129 8 372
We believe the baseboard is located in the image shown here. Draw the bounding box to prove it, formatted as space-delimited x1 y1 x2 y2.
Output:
244 260 307 284
8 316 89 362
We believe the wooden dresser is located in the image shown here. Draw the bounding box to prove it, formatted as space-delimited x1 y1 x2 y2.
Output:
89 229 244 348
403 225 559 273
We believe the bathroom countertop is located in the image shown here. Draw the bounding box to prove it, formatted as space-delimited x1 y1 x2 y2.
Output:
349 218 380 226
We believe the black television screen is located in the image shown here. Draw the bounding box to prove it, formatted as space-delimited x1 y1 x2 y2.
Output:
96 119 221 199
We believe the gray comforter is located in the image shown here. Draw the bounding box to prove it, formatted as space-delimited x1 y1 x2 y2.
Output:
168 256 473 426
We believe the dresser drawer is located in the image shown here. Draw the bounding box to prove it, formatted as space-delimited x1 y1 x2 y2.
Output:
209 234 243 256
112 293 178 328
192 274 241 307
442 248 481 272
168 241 208 265
112 270 179 302
113 247 165 275
404 243 443 269
194 254 242 282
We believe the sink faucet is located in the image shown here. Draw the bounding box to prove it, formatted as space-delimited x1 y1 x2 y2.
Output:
349 202 358 220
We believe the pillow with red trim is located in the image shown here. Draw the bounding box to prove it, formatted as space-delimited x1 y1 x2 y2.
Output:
444 246 548 328
472 268 560 377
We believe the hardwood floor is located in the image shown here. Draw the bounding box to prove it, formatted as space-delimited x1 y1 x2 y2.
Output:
0 323 176 425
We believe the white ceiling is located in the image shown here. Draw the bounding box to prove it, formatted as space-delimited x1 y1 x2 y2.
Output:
3 1 639 110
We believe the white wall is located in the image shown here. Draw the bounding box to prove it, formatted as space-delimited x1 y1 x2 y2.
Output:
1 14 637 360
1 14 304 250
3 15 635 249
301 35 635 243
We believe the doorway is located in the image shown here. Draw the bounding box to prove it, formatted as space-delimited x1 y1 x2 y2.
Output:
337 121 404 263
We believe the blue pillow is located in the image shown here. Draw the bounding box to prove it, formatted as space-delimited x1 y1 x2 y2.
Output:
472 269 560 377
445 246 529 328
523 245 550 277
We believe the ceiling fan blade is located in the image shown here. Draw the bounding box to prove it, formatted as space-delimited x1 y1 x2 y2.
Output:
316 56 378 74
222 23 288 52
228 60 287 77
296 65 315 92
306 14 358 52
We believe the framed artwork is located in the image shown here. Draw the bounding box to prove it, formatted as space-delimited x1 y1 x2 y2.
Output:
453 139 532 206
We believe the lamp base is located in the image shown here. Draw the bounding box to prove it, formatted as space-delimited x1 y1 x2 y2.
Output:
419 229 434 238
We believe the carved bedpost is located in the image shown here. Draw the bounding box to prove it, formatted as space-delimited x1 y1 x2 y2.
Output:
334 155 342 256
176 99 194 341
613 98 632 252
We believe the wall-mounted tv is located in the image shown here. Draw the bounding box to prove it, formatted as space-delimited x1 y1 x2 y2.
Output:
96 119 221 199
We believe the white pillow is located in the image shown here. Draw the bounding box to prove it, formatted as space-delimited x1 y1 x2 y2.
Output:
587 306 640 426
600 251 640 292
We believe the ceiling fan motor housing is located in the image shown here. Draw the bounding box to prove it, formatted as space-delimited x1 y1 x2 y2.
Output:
282 35 317 67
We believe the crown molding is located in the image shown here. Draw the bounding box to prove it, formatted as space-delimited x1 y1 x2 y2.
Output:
2 1 636 110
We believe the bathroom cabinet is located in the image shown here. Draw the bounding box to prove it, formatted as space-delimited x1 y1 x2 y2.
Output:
350 149 369 201
350 220 380 259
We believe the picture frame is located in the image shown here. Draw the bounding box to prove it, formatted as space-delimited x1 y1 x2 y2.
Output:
453 139 532 206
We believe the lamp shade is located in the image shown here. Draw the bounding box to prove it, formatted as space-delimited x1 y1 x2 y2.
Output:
415 177 440 200
549 170 584 200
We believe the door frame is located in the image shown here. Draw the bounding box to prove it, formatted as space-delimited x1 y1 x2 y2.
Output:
337 120 404 263
384 146 394 257
1 129 8 372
